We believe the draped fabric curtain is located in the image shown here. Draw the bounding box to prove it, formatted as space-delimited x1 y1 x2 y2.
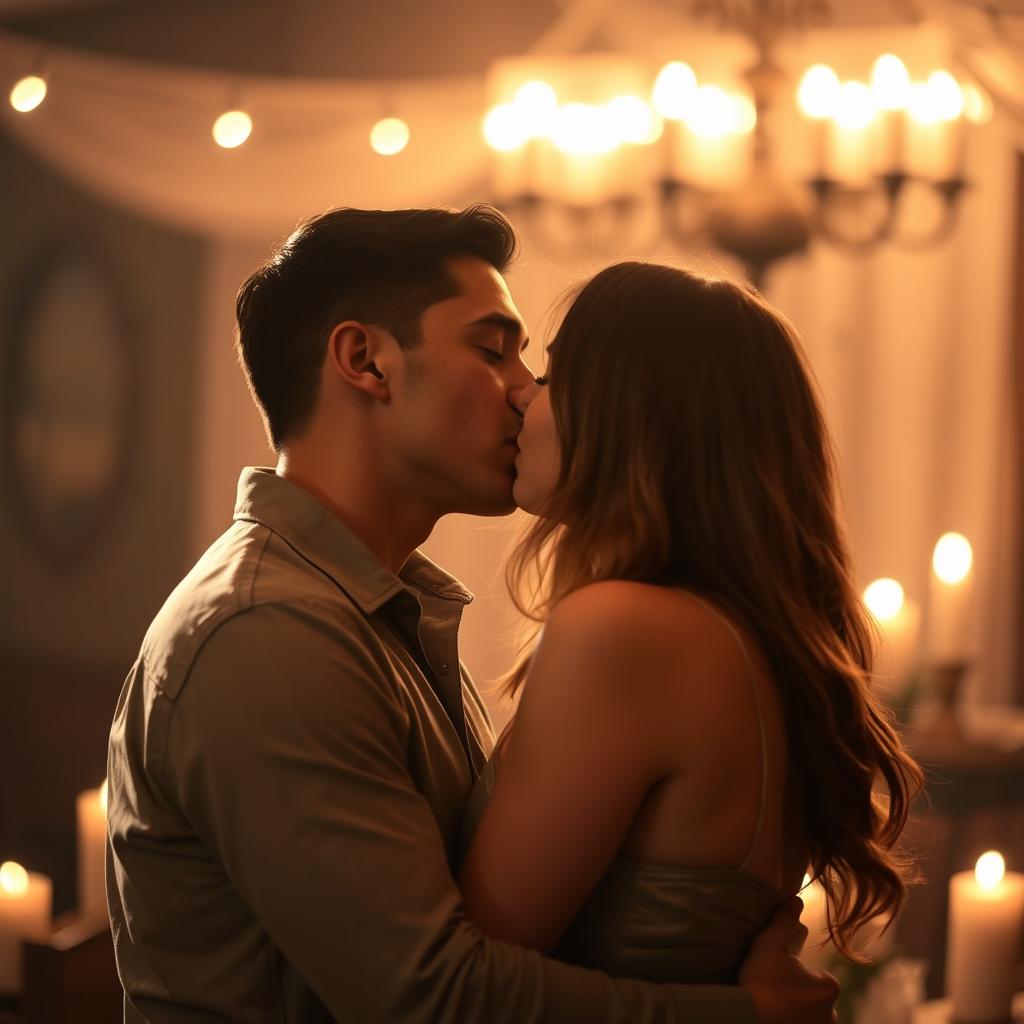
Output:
0 6 1020 703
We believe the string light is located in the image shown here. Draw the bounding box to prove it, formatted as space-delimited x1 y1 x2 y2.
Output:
370 117 409 156
9 74 47 113
212 109 253 148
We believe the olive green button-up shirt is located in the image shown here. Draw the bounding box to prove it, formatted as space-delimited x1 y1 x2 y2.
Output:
106 467 756 1023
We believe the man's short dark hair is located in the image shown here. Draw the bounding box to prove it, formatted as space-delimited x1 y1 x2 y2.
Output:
236 205 518 450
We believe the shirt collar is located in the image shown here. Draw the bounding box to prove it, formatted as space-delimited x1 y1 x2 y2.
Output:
232 467 473 614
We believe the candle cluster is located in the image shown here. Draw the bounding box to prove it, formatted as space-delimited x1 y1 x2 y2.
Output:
0 781 108 993
863 530 974 694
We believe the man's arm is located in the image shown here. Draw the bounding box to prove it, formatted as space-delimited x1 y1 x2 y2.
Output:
162 604 825 1022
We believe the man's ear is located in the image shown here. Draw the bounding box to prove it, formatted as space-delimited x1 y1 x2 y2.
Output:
326 321 391 401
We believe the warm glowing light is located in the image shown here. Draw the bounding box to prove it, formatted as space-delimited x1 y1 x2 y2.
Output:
652 61 698 120
864 578 905 622
797 65 841 120
933 533 973 584
605 94 662 144
928 70 964 120
907 81 943 124
963 83 993 124
871 54 911 111
483 103 530 151
0 861 28 896
802 873 812 888
370 117 410 156
212 110 253 148
734 93 757 134
687 85 736 139
10 74 47 113
99 780 109 813
834 81 875 131
514 79 558 137
551 102 617 155
976 851 1006 891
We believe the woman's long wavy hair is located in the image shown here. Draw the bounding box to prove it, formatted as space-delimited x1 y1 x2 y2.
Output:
505 261 922 961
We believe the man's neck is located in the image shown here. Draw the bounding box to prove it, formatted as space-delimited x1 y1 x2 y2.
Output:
275 451 437 575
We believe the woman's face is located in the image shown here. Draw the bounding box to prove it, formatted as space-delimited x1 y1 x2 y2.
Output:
513 375 561 514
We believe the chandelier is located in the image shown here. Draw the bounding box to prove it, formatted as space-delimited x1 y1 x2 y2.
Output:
481 2 992 286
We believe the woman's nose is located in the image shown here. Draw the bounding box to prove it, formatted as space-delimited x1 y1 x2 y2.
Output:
511 377 541 415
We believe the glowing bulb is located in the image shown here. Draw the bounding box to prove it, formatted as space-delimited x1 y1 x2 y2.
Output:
963 83 993 124
605 94 662 144
0 861 28 896
9 74 47 113
734 93 757 134
551 102 617 155
652 61 698 120
797 65 841 120
834 81 875 131
928 70 964 120
514 80 558 136
932 533 972 584
100 779 109 813
975 851 1005 890
864 578 905 622
212 110 252 149
686 85 736 139
871 54 911 111
483 103 530 151
369 117 410 156
907 81 943 125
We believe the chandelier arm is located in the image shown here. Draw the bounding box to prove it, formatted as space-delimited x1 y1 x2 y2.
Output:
889 180 970 251
807 179 902 251
658 180 713 251
506 194 661 261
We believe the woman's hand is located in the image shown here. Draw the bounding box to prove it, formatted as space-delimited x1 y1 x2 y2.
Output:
740 896 840 1024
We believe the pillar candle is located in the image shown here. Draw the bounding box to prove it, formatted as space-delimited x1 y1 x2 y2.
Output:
76 780 108 925
799 874 833 970
927 533 974 665
947 852 1024 1022
0 861 52 992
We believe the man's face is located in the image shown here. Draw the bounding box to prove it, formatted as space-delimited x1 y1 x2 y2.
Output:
380 256 534 517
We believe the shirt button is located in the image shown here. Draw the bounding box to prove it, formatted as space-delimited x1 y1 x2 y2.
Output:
438 663 450 675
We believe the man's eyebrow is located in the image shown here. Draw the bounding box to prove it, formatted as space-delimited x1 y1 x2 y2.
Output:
465 312 530 351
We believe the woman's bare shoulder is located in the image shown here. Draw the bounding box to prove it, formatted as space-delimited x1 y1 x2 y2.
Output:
546 582 746 661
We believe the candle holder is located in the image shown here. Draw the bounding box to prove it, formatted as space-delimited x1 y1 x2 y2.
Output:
932 661 970 725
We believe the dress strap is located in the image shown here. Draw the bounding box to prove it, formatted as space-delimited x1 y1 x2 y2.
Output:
684 593 769 875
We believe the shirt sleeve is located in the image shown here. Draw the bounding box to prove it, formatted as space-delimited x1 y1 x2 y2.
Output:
162 602 757 1024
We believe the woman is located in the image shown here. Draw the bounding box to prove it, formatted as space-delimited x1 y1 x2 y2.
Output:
458 261 921 981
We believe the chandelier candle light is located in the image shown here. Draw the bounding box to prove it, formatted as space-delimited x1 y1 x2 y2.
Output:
482 16 992 285
0 860 52 993
947 852 1024 1023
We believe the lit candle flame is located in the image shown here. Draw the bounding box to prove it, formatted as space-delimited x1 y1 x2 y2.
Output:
933 532 973 584
864 578 905 622
100 779 109 813
0 861 29 896
976 851 1005 891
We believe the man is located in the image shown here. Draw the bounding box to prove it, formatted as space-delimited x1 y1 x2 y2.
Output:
107 206 838 1022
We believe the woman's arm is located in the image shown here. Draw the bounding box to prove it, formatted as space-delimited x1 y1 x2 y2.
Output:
458 581 676 952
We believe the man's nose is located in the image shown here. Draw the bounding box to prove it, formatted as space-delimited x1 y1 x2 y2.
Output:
509 365 539 414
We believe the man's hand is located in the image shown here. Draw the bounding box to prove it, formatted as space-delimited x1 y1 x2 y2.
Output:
740 896 839 1024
